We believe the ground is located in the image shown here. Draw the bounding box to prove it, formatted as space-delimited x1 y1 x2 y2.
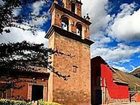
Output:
108 102 140 105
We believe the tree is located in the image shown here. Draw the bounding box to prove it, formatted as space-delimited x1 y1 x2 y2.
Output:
0 0 50 34
0 0 71 93
0 41 70 92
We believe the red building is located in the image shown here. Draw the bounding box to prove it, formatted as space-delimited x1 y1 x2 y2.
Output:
91 56 129 105
0 68 49 101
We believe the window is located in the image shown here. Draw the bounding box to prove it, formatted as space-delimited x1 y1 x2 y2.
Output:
61 16 69 31
72 65 78 73
76 23 82 36
71 3 75 13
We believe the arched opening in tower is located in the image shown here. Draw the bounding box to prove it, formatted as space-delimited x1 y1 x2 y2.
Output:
76 23 82 36
71 3 76 13
61 16 69 31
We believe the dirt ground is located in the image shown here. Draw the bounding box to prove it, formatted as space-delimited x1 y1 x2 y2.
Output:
108 102 140 105
123 102 140 105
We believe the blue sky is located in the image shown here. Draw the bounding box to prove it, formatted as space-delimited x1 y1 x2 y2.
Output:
81 0 140 72
0 0 140 72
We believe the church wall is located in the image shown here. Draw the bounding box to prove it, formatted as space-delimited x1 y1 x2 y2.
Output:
48 1 92 104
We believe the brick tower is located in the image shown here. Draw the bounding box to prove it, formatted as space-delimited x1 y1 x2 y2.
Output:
46 0 93 104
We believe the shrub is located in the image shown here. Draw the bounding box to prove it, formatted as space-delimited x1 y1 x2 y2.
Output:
0 99 62 105
39 100 62 105
0 99 32 105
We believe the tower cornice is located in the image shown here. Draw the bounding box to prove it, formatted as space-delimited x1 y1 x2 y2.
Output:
46 25 94 45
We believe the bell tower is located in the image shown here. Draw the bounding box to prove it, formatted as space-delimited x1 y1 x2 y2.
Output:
46 0 93 104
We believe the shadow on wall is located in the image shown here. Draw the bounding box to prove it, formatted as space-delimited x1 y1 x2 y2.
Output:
91 56 102 105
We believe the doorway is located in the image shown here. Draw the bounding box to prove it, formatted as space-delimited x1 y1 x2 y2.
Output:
95 90 102 104
32 85 43 101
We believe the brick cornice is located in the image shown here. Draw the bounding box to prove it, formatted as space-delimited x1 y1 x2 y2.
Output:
46 25 94 45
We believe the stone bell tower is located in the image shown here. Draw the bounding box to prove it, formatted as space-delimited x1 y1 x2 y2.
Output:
46 0 93 104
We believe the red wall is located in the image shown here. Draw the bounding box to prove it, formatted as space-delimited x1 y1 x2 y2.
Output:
12 81 28 100
101 64 129 99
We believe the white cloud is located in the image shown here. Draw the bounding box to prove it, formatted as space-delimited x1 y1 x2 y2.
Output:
118 3 136 18
83 1 140 71
108 3 140 41
0 0 4 6
32 1 46 15
12 8 21 17
134 66 140 70
0 27 48 47
112 65 128 72
91 34 112 51
81 0 111 34
30 1 51 27
130 66 140 73
91 43 140 63
30 11 50 26
0 0 139 72
0 1 50 46
119 59 132 64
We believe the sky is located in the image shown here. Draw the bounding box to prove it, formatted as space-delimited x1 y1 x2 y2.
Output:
82 0 140 72
0 0 140 72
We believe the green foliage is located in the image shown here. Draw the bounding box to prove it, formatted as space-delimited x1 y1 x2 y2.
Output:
39 100 62 105
0 0 50 34
0 99 62 105
0 99 32 105
0 41 70 83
